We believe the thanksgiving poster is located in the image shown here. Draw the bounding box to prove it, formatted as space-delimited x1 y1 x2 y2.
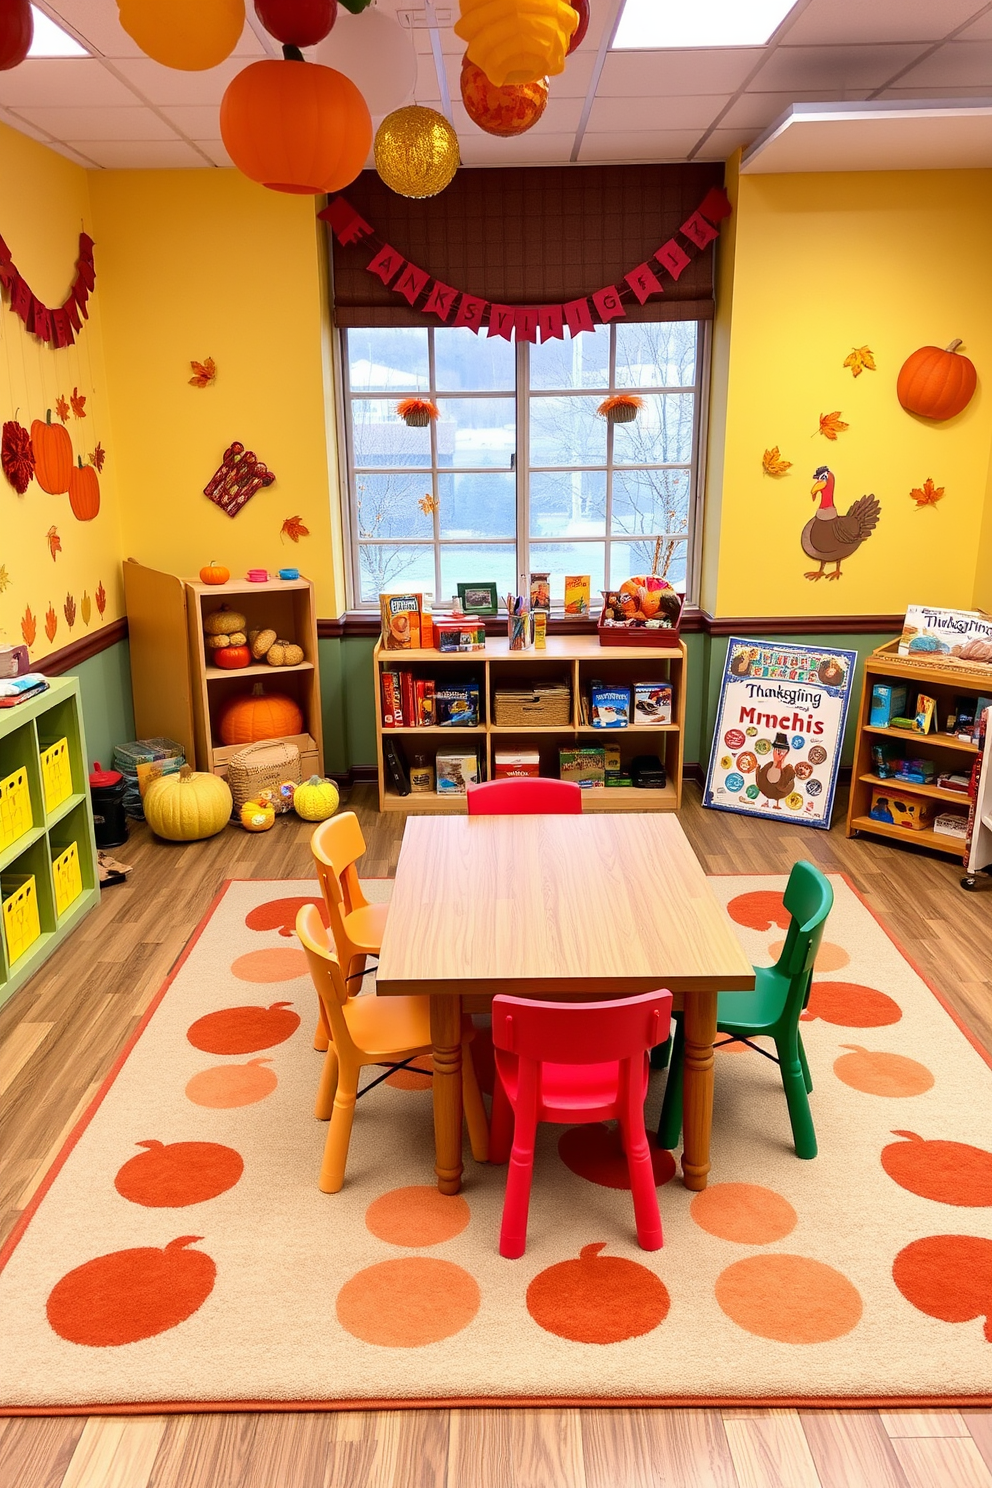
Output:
704 638 858 830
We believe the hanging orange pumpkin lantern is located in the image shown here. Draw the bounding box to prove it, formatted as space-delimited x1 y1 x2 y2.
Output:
0 0 32 71
460 57 548 137
118 0 245 71
897 340 978 422
454 0 578 86
220 52 372 195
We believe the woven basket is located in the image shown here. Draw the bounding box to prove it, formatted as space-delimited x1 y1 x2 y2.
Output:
227 739 301 812
494 681 571 728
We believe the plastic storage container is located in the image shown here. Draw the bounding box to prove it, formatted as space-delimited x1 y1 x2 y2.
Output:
40 736 72 815
2 872 40 963
89 763 128 848
52 841 82 917
0 766 33 853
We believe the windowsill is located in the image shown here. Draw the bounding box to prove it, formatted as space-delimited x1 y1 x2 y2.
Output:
320 607 706 639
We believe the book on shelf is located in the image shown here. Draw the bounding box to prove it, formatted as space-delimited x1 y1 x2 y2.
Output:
415 678 436 727
381 669 401 727
400 670 417 730
383 737 411 796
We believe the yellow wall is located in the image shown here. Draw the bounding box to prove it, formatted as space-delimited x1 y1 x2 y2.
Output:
88 170 343 615
706 168 992 618
0 121 124 660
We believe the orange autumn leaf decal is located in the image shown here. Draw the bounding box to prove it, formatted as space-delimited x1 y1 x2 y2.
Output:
88 441 106 473
81 590 91 626
21 605 36 647
281 515 310 543
55 394 70 424
910 477 944 509
63 593 76 629
45 604 58 643
817 411 849 441
843 346 876 379
762 447 792 477
189 357 216 389
47 525 61 561
70 387 86 419
95 580 107 616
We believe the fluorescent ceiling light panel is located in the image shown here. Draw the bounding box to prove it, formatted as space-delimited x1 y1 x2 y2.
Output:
28 6 89 57
612 0 801 49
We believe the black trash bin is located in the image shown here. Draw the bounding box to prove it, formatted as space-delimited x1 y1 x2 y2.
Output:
89 762 128 848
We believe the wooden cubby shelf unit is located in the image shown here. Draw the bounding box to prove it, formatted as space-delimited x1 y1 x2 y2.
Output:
846 639 990 858
373 635 687 813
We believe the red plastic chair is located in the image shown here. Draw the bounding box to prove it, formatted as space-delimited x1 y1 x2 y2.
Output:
466 777 582 815
490 989 673 1259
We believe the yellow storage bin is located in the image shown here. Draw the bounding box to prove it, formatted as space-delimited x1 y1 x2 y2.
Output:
40 737 72 816
52 841 82 918
0 767 33 853
2 872 40 964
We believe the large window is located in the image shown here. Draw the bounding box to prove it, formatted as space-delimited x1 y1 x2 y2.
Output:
341 320 705 609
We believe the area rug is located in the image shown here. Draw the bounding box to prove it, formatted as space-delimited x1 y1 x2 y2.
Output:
1 873 991 1414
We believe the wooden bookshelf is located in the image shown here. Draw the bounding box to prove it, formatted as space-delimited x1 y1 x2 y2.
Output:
373 635 687 813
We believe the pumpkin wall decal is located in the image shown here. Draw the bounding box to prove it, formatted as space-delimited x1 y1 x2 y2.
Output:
68 457 100 521
218 682 304 745
897 340 977 421
30 410 73 495
144 765 233 842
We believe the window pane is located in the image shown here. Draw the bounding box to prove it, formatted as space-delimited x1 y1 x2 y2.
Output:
435 327 514 391
615 322 697 389
611 538 687 590
438 472 515 540
529 395 606 467
530 471 606 539
353 400 430 468
355 472 434 541
612 393 694 465
530 326 610 389
440 543 517 605
612 468 690 538
359 544 435 603
348 327 429 392
436 397 515 468
528 542 605 604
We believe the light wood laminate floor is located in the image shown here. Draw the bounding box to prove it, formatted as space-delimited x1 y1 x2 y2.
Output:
1 782 990 1488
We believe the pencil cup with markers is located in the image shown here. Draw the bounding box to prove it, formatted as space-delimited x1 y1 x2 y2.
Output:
507 611 531 650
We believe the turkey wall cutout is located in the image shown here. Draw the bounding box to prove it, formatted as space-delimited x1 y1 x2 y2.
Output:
802 466 881 582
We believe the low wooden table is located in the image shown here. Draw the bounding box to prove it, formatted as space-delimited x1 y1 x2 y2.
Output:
376 813 755 1195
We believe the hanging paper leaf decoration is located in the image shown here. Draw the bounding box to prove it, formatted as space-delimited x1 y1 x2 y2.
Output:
817 411 849 441
95 580 107 616
762 447 792 477
70 387 87 419
1 419 34 493
88 441 106 472
45 604 58 643
843 346 876 379
280 515 310 543
418 493 439 515
47 525 62 561
81 590 92 626
64 592 76 629
189 357 217 389
21 605 36 647
0 565 10 593
910 477 944 509
55 394 70 424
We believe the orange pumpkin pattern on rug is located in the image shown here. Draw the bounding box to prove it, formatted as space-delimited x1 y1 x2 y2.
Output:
802 981 902 1027
557 1123 676 1189
230 948 309 983
833 1045 935 1097
882 1132 992 1206
47 1237 216 1347
187 1001 300 1054
727 891 790 931
245 896 329 938
893 1235 992 1341
114 1141 244 1208
185 1057 277 1108
526 1243 670 1344
365 1186 470 1247
769 939 850 972
690 1183 797 1245
715 1255 862 1343
336 1258 479 1347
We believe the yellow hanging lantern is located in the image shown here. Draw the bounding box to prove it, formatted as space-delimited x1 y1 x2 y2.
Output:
117 0 245 70
454 0 578 87
374 106 460 199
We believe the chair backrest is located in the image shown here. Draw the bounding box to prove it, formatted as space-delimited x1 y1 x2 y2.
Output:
491 990 673 1067
296 903 359 1058
467 778 583 816
776 859 834 987
311 811 369 922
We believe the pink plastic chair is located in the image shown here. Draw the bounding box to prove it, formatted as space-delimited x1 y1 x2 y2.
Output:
466 777 582 815
490 989 673 1259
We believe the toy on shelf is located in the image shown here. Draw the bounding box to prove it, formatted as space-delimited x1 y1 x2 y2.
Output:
199 561 230 585
144 767 232 842
293 775 339 821
869 787 935 831
246 569 269 582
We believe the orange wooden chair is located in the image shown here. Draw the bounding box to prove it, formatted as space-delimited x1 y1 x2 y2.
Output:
296 904 489 1192
310 811 389 1051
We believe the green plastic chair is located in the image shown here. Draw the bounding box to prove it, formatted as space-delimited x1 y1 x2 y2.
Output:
656 860 833 1160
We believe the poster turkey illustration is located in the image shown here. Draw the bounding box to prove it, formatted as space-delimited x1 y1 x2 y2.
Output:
704 638 858 830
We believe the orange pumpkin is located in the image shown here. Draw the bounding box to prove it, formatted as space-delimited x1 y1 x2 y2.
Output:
200 561 230 585
30 410 73 494
897 339 977 421
67 456 100 521
460 57 548 137
218 682 304 745
214 644 251 670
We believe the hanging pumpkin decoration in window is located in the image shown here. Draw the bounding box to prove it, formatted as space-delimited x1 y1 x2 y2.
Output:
454 0 578 86
118 0 245 70
598 395 643 425
0 0 32 71
397 398 439 428
374 106 459 199
460 57 548 137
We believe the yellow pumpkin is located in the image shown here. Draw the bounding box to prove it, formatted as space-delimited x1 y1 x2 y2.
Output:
204 605 247 636
293 775 339 822
144 766 232 842
241 797 276 832
454 0 578 85
266 639 305 667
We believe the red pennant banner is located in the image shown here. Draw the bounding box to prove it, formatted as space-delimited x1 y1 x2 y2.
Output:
488 304 515 340
367 243 405 286
63 295 81 332
318 197 373 245
514 307 539 343
424 280 458 321
0 229 96 348
395 262 430 305
698 186 732 225
654 239 691 281
10 274 30 321
33 305 52 343
592 285 625 323
537 305 565 342
453 293 487 332
681 211 719 249
51 306 73 348
73 277 89 320
563 297 595 337
625 262 664 306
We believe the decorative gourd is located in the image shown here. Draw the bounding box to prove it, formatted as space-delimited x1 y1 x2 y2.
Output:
207 633 231 649
251 628 277 659
68 456 100 521
228 631 247 647
293 775 339 822
30 409 73 495
241 797 276 831
144 766 232 842
897 340 977 421
200 561 230 585
266 638 304 667
204 605 247 636
218 683 304 746
214 644 251 669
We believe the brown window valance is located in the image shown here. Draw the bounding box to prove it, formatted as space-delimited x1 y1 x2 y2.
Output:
328 162 724 329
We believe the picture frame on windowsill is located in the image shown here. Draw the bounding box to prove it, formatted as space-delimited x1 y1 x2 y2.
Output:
456 582 499 617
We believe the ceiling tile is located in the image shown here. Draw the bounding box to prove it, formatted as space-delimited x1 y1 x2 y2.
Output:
158 105 225 138
692 126 761 160
720 88 870 127
109 55 249 105
193 139 235 168
457 131 575 164
10 104 181 140
752 43 930 91
587 94 732 131
598 49 758 98
782 0 987 46
896 40 992 88
72 138 207 168
879 85 992 98
415 54 442 99
0 58 139 107
578 129 702 162
958 11 992 40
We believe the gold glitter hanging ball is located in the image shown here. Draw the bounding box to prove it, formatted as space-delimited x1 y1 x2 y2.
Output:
374 106 460 198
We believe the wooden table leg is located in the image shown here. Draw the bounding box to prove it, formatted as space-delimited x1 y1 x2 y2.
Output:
430 994 463 1195
681 989 717 1191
